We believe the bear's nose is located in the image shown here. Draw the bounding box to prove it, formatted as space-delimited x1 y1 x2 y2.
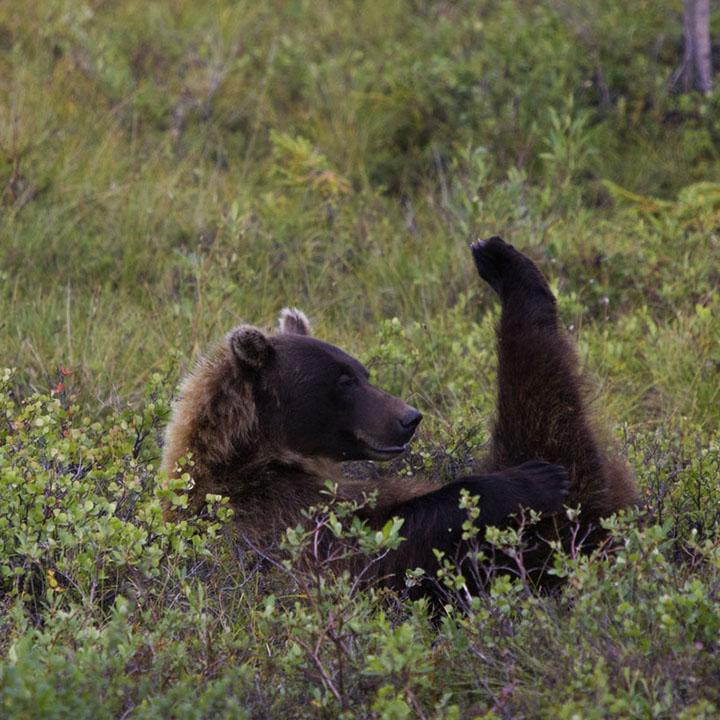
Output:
400 408 423 431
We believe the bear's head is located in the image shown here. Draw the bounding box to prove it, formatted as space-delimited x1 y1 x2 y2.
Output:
228 308 422 462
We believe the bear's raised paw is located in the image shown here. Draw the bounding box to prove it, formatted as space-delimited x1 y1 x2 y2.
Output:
470 236 553 302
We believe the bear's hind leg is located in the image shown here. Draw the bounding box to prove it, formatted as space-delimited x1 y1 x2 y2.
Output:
471 236 605 507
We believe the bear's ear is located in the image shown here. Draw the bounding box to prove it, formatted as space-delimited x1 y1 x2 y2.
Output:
278 307 312 336
228 326 274 370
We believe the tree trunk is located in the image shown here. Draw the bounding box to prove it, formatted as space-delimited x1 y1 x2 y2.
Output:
680 0 713 94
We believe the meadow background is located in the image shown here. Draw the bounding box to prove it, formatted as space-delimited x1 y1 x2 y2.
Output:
1 1 720 717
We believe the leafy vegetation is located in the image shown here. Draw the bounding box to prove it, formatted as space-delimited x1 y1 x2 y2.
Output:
1 0 719 717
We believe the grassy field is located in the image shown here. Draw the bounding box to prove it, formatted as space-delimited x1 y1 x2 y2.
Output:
1 1 720 717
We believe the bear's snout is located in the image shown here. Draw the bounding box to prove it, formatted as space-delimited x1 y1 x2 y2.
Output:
399 408 422 432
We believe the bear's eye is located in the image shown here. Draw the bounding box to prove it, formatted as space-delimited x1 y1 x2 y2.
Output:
337 374 358 388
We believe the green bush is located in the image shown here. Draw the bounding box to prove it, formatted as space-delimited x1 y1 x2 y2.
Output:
2 370 719 717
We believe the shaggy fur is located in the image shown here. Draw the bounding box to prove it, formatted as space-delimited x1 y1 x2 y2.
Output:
161 312 439 545
162 238 636 592
471 237 638 528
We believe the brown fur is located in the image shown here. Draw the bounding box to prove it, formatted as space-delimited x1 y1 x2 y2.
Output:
161 318 437 546
162 239 636 594
471 236 638 532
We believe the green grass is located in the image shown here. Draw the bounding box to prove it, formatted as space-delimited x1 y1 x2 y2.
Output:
1 1 720 717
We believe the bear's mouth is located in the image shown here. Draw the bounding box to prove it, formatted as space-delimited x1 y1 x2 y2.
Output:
351 430 410 460
364 444 407 460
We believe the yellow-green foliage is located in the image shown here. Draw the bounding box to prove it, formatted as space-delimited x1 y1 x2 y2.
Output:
1 1 720 717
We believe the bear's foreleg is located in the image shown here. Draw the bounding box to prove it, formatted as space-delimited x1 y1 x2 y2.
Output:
374 460 568 595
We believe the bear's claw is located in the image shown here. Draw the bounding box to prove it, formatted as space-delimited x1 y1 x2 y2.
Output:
470 235 515 295
470 236 554 303
515 460 570 515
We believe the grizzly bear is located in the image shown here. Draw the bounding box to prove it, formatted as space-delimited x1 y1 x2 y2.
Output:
161 237 636 593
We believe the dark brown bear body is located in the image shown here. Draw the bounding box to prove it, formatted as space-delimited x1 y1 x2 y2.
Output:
162 240 637 595
161 310 433 545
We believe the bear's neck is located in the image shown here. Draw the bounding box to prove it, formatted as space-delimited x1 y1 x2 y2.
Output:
213 453 342 545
